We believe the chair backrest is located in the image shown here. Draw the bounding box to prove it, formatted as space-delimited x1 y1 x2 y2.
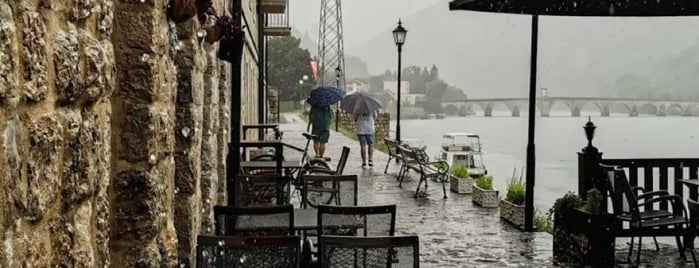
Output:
384 138 398 157
335 146 351 174
196 235 301 268
213 205 294 236
317 205 397 240
396 145 417 163
303 174 359 207
601 165 639 221
319 235 420 268
236 173 290 207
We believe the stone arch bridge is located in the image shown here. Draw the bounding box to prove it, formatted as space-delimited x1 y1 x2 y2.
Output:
443 97 699 117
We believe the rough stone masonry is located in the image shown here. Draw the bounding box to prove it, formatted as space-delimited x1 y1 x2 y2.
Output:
0 0 232 266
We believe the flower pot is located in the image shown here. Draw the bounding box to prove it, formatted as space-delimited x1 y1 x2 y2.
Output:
553 208 615 267
499 199 524 229
472 184 498 208
449 175 473 194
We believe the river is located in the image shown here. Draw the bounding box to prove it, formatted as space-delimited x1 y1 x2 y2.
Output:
393 113 699 210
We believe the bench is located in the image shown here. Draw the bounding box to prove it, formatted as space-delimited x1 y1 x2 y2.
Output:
383 138 403 174
396 144 450 198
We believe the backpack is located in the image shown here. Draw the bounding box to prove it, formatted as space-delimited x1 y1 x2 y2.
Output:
167 0 196 23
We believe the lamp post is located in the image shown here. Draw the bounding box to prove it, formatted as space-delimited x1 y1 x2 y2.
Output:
392 20 407 143
335 66 342 131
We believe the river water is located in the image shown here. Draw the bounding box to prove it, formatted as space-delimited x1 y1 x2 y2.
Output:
394 114 699 210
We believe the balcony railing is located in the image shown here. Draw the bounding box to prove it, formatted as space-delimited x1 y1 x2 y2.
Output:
264 0 291 36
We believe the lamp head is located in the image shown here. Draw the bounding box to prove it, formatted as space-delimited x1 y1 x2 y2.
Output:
392 19 407 46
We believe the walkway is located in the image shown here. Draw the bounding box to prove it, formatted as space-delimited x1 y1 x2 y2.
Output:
278 113 693 267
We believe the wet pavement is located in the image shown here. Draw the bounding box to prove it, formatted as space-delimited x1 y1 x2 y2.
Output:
276 114 695 267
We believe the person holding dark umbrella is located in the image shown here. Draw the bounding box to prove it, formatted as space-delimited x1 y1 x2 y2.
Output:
307 86 344 158
341 91 383 168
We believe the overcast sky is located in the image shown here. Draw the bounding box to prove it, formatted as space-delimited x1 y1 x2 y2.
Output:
289 1 699 98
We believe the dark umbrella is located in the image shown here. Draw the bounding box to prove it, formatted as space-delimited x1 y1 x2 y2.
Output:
449 0 699 232
341 92 383 114
306 86 345 107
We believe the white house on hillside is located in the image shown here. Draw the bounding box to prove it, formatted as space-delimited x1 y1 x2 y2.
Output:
346 78 368 94
384 81 410 102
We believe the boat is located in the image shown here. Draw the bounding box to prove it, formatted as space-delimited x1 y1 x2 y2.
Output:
436 132 487 177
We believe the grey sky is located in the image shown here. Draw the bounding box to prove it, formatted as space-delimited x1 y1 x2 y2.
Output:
290 1 699 98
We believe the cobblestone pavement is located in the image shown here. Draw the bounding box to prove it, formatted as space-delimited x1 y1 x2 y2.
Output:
277 114 694 267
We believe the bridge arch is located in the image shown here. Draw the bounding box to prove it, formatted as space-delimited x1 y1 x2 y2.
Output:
638 103 659 116
608 103 633 116
666 103 683 116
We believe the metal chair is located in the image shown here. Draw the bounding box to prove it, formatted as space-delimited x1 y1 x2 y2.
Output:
196 235 301 268
306 146 351 175
302 174 358 209
236 173 291 207
603 166 697 266
317 205 397 238
214 204 294 236
319 235 420 268
383 138 403 174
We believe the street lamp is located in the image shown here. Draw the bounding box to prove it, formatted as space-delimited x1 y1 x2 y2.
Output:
392 19 407 143
335 66 342 131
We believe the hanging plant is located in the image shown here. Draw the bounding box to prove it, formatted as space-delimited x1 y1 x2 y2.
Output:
167 0 197 23
196 0 217 24
216 15 245 62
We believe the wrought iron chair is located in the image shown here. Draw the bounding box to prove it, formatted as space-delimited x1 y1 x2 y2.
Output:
236 173 291 207
305 146 351 175
302 174 358 209
319 235 420 268
213 204 294 236
603 166 697 266
196 235 301 268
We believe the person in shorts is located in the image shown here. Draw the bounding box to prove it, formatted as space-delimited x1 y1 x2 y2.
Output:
355 111 378 168
309 105 332 158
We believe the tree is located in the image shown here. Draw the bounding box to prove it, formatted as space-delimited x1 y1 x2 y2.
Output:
267 36 315 102
424 79 447 113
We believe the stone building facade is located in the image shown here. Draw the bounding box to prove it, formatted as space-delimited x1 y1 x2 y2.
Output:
0 0 262 267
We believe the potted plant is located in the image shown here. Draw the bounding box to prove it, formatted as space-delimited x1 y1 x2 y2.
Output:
552 190 615 267
472 175 498 207
449 165 473 194
499 168 525 229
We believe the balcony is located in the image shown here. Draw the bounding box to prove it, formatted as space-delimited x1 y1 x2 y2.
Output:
264 7 291 36
261 0 287 13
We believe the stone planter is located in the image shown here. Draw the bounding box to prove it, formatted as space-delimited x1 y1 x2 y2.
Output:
553 208 615 267
472 184 499 207
450 175 473 194
499 199 524 229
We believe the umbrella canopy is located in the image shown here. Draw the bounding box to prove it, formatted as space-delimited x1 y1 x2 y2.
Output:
449 0 699 232
306 86 345 107
340 92 383 115
449 0 699 16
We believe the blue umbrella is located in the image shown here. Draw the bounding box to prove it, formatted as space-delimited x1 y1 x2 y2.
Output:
306 86 345 107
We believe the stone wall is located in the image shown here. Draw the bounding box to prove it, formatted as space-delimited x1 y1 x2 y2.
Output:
0 0 115 266
0 0 235 267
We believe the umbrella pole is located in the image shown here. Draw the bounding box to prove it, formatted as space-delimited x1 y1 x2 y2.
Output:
525 14 539 232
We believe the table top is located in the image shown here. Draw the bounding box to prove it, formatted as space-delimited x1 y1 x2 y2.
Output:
294 209 319 230
240 161 304 169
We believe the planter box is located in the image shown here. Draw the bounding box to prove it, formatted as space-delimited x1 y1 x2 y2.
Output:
450 175 473 194
553 208 615 267
499 199 524 229
472 184 499 207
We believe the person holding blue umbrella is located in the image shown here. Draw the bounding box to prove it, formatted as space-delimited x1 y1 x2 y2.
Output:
306 86 344 158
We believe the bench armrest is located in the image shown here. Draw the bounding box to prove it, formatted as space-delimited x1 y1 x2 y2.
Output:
427 161 449 175
638 195 687 217
636 190 669 201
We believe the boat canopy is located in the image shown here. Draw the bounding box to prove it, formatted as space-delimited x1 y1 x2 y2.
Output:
441 133 481 152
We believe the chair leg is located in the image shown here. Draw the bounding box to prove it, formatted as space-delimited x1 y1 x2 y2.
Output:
384 157 391 174
676 235 687 261
654 236 660 251
627 237 635 263
441 176 447 199
414 178 423 198
636 236 643 265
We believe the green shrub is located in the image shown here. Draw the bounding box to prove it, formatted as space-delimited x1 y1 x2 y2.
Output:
451 165 469 178
504 168 525 205
535 211 553 234
580 188 603 214
433 161 448 171
548 191 584 222
475 175 493 190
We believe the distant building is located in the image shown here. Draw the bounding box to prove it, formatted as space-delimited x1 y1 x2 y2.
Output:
404 94 426 105
346 78 368 94
384 81 410 102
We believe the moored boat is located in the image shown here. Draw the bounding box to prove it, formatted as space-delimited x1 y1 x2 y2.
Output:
436 132 487 177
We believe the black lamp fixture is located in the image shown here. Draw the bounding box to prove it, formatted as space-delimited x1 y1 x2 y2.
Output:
392 19 407 143
335 66 342 131
583 116 597 151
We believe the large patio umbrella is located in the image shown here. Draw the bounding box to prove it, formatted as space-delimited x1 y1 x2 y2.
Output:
449 0 699 231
